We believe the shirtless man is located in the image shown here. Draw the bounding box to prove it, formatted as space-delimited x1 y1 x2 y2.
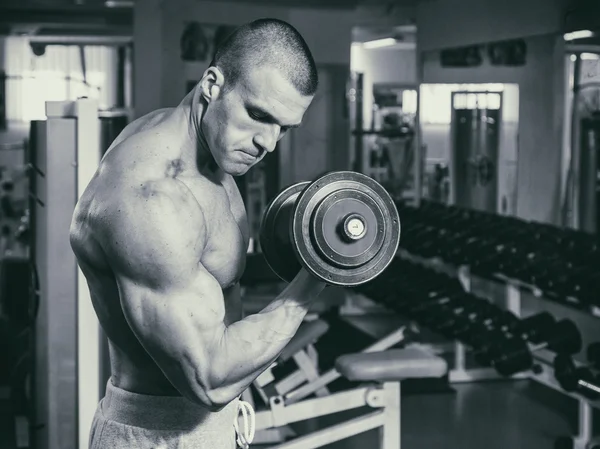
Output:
69 18 324 449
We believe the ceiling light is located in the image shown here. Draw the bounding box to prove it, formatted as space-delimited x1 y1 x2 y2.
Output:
564 30 594 41
363 38 397 49
581 52 600 60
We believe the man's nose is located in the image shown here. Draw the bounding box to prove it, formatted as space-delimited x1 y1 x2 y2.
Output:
254 128 279 153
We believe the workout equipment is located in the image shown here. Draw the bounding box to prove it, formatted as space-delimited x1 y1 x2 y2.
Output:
480 319 581 376
252 347 447 449
436 311 580 376
356 255 585 377
554 354 600 399
260 171 401 286
395 200 600 311
246 314 410 445
30 98 105 449
247 318 330 445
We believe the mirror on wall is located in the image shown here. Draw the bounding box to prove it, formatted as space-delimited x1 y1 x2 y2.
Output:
563 42 600 233
366 84 417 196
418 83 520 216
348 78 419 201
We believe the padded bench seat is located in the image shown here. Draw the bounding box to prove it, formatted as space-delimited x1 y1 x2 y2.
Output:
334 347 448 382
278 319 329 363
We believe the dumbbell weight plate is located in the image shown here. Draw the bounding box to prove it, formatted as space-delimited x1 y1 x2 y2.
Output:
291 171 401 286
553 354 580 392
548 319 583 355
553 354 598 397
491 337 534 376
259 181 311 283
511 311 556 344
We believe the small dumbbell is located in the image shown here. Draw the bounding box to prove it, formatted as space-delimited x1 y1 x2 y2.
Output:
553 354 600 400
477 319 582 377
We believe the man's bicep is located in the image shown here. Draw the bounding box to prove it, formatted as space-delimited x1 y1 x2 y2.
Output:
117 267 228 402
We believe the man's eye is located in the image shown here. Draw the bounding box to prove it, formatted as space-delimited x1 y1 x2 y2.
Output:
249 110 266 121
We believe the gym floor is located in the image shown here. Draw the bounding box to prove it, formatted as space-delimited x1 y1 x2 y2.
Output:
0 380 580 449
264 380 578 449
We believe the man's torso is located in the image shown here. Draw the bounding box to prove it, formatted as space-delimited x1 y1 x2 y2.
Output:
70 108 249 396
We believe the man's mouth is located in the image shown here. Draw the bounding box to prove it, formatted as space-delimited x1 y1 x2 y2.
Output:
242 149 261 158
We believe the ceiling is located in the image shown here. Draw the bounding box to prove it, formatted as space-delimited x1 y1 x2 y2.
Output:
0 1 132 37
0 0 419 38
217 0 420 7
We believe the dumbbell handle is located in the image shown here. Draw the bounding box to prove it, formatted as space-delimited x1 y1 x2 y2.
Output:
287 268 328 297
579 379 600 396
528 341 550 353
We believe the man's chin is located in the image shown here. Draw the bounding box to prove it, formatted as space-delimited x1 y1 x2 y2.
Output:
225 162 252 177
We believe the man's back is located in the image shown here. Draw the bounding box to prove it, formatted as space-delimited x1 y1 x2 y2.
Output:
69 108 248 397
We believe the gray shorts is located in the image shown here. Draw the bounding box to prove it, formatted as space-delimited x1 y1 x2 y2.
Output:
89 379 241 449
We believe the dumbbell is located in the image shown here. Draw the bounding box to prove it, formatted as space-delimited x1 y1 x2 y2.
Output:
431 299 499 338
479 319 582 377
259 171 401 287
553 354 600 399
444 307 554 351
465 311 554 361
471 331 520 368
444 310 541 367
504 311 557 344
404 291 468 324
399 289 466 319
449 308 518 344
380 289 451 320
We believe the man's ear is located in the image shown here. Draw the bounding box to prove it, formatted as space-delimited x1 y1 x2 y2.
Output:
200 66 225 103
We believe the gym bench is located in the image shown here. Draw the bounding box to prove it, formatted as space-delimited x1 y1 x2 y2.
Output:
248 319 410 444
253 346 447 449
253 320 410 403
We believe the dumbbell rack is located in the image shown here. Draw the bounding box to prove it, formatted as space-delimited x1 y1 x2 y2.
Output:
396 249 599 449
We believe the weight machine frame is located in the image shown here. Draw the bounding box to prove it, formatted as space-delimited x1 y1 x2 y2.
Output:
30 99 102 449
248 325 407 444
253 382 401 449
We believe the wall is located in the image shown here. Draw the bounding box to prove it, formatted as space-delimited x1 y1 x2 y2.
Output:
416 0 570 52
134 0 354 115
133 0 354 184
352 3 416 29
132 0 163 120
421 34 565 224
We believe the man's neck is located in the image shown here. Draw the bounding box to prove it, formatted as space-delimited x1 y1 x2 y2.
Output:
175 86 218 176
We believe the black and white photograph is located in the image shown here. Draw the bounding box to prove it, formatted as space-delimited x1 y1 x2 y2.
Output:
0 0 599 448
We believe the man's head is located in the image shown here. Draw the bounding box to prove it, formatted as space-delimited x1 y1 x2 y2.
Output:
197 18 318 176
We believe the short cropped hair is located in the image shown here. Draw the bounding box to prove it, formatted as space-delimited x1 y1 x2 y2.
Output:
210 18 319 97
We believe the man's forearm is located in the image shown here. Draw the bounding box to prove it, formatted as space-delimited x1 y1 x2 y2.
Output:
206 272 325 404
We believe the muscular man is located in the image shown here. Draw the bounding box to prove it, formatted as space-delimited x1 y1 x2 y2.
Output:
69 18 324 448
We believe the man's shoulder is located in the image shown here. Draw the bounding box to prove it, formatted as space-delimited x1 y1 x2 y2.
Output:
98 177 208 255
113 177 204 216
